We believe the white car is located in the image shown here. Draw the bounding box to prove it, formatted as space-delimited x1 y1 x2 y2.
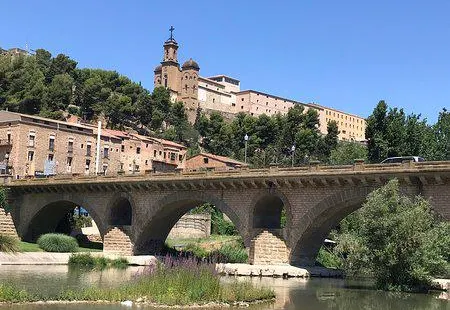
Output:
381 156 425 164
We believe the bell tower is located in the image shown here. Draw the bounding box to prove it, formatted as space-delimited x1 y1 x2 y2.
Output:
160 26 181 92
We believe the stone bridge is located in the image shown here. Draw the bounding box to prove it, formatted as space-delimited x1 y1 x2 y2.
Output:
3 161 450 266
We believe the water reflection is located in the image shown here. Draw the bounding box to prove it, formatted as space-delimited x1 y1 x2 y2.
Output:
0 266 447 310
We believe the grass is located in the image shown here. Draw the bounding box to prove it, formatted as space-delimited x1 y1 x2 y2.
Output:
166 234 241 248
0 257 274 305
165 235 248 263
0 234 20 253
68 253 128 270
19 241 102 253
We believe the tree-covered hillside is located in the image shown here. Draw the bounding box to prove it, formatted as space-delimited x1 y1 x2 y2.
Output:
1 49 448 165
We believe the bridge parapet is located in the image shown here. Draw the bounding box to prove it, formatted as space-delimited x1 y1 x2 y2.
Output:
6 161 450 186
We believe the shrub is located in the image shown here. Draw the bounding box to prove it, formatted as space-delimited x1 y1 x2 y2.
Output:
37 233 78 252
68 253 95 268
68 253 128 270
0 234 20 253
212 243 248 263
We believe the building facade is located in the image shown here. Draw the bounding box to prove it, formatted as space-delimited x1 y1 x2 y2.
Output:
153 30 366 141
186 152 248 171
0 111 186 178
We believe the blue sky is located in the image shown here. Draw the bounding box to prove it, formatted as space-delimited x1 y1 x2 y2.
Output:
2 1 449 123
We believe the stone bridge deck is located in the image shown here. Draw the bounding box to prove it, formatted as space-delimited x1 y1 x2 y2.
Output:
7 161 450 193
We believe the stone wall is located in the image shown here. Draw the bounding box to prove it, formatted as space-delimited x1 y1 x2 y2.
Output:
0 208 18 238
168 214 211 239
103 226 133 256
249 230 289 265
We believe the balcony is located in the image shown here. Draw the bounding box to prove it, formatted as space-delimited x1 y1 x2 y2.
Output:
28 140 35 147
67 146 74 153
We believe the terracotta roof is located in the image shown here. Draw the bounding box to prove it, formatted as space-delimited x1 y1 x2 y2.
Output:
190 152 248 167
101 128 130 139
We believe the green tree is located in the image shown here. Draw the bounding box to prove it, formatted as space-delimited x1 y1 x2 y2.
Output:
43 73 74 111
317 120 339 161
366 100 389 163
333 179 450 291
329 141 368 165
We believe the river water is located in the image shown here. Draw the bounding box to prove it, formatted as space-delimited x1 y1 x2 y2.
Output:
0 265 447 310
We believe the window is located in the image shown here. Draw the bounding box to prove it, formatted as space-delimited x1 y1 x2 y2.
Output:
48 154 54 161
66 157 73 172
103 147 109 158
163 152 166 158
146 143 148 148
85 159 91 171
121 145 125 152
179 154 183 161
68 140 74 153
27 151 34 161
241 106 244 109
159 151 162 155
203 157 209 164
102 164 108 174
145 160 148 165
170 153 176 161
28 134 35 147
86 144 92 156
7 133 11 143
212 98 215 103
136 147 141 154
241 98 244 101
232 103 236 107
81 143 84 149
154 150 157 157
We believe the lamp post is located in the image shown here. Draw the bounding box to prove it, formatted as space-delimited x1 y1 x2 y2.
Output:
291 145 295 167
244 134 249 164
4 153 9 175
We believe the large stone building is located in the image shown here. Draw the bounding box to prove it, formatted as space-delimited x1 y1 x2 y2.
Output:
0 111 186 178
153 29 366 142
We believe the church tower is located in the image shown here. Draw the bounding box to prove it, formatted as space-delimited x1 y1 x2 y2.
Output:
154 26 181 93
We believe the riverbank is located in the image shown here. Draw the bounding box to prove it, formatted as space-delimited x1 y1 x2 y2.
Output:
0 257 275 307
1 252 449 292
0 252 334 278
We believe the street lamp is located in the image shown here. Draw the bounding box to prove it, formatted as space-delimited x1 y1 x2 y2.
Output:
244 134 249 163
4 153 9 175
291 145 296 167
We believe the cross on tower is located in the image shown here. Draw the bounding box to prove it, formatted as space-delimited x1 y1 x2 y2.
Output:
169 26 175 40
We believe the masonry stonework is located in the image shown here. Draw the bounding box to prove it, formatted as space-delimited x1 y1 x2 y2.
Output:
0 208 18 238
4 162 450 265
168 214 211 239
249 230 290 265
103 226 134 256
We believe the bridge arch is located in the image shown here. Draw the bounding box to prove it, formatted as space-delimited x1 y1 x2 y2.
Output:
134 191 246 254
22 198 106 242
290 186 375 266
251 188 292 231
107 192 134 226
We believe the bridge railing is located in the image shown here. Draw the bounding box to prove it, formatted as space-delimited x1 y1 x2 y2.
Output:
6 160 450 184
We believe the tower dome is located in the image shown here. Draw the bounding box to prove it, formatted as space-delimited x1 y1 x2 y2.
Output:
182 58 200 71
154 64 162 72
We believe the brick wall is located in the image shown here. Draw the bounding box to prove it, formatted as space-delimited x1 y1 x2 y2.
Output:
0 208 18 238
102 226 133 256
168 214 211 239
249 230 289 265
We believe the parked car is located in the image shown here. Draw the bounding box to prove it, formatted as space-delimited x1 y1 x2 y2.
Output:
381 156 425 164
